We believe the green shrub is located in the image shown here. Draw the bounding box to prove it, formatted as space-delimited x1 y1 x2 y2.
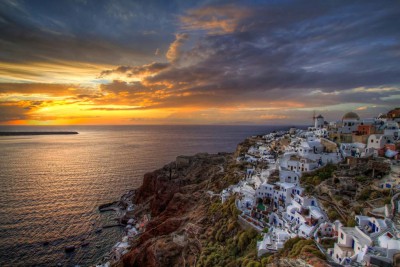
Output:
302 164 337 187
310 249 326 260
327 210 340 221
370 191 382 199
237 228 257 250
347 218 356 227
256 234 263 241
246 261 261 267
353 205 363 214
355 176 368 182
282 236 302 252
357 188 372 201
209 202 222 215
261 256 273 266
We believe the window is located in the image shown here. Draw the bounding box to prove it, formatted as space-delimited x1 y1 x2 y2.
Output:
341 233 344 239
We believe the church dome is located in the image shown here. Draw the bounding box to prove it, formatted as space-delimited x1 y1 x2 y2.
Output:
342 112 360 121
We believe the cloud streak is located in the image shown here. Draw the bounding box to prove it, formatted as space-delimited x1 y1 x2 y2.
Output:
99 62 169 78
180 4 252 34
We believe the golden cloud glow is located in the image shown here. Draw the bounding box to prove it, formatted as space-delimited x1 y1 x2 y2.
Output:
0 61 112 84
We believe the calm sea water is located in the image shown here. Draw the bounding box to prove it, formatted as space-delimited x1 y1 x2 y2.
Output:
0 125 287 266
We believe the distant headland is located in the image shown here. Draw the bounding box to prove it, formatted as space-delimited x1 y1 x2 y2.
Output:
0 131 79 136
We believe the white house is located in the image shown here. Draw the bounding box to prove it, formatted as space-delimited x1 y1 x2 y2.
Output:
315 128 329 138
286 156 319 173
273 182 296 208
257 227 292 256
255 182 274 200
317 222 335 237
281 194 325 238
355 215 387 234
340 143 366 158
268 212 285 228
298 224 314 238
382 121 400 140
279 170 300 185
298 139 324 156
236 183 256 213
367 134 395 150
377 232 400 255
330 215 392 265
332 226 372 264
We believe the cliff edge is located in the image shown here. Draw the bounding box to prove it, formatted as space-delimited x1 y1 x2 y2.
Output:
116 152 240 267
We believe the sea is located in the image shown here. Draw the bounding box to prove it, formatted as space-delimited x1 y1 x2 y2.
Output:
0 125 290 267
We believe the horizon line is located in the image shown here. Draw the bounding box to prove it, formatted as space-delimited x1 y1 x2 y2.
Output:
0 123 311 127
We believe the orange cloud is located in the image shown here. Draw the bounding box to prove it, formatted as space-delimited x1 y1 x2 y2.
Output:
166 33 189 63
259 114 288 120
0 83 95 96
180 4 252 34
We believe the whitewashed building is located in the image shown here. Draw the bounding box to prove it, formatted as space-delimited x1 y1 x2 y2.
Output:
367 134 395 150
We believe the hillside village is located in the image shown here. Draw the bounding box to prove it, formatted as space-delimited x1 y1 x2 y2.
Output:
221 108 400 266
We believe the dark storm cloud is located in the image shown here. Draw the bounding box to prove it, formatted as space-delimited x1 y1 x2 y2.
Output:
137 0 400 108
0 0 191 65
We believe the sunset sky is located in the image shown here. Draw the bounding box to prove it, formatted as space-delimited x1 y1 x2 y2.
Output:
0 0 399 125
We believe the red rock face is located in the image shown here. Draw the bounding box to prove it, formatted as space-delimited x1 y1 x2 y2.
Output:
119 154 230 267
140 217 186 243
133 171 160 204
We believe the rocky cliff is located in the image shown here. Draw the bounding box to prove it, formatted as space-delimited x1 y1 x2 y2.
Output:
116 152 240 267
114 140 329 267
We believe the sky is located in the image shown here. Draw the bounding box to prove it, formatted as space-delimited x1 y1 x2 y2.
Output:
0 0 399 125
